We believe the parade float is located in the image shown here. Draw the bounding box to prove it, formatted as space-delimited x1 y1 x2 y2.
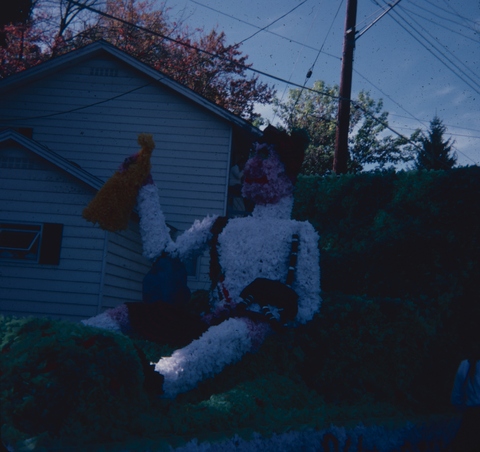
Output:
0 130 463 451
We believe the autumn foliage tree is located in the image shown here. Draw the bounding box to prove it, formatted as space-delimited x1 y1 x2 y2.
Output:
160 30 273 120
0 0 42 76
0 0 274 123
0 0 101 78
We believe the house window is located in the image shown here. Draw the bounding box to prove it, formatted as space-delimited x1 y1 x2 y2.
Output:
0 222 63 265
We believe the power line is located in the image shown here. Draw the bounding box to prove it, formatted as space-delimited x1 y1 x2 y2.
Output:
356 0 402 40
69 0 342 99
372 0 480 95
353 103 471 169
355 3 391 31
389 113 480 135
21 0 473 162
237 0 308 45
407 0 480 33
308 0 344 81
357 0 479 165
285 0 344 123
1 79 157 122
274 1 324 123
353 69 478 165
353 68 428 127
189 0 340 62
392 2 479 43
235 0 312 124
396 3 480 86
421 0 479 27
391 124 480 141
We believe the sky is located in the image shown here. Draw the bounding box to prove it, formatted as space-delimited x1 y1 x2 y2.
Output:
160 0 480 167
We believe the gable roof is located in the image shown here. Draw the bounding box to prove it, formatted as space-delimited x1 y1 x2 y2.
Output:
0 40 262 138
0 129 104 191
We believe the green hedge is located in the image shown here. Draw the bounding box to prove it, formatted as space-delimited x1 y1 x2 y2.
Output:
293 166 480 410
295 292 448 411
294 167 480 301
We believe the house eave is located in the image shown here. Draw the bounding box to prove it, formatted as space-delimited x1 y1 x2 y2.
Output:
0 129 104 191
0 40 263 138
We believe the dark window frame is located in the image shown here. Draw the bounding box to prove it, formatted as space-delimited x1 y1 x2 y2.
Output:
0 222 63 265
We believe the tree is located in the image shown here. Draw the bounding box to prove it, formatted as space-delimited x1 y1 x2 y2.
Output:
274 81 416 175
0 24 45 78
414 115 457 170
0 0 275 123
0 0 103 64
0 0 35 63
0 0 45 79
159 30 273 121
0 0 34 27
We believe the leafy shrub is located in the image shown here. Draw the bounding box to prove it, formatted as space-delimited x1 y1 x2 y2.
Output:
293 167 480 411
0 316 148 448
294 167 480 301
294 292 441 408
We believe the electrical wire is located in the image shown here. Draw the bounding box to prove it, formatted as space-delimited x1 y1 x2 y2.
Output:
420 0 479 27
2 0 341 124
284 0 344 124
388 121 480 140
348 2 477 168
237 0 309 45
307 0 344 82
6 0 474 164
372 0 480 95
407 0 479 32
356 0 403 40
355 3 392 32
398 2 480 92
67 0 341 99
273 1 323 123
354 100 472 169
400 2 480 44
189 0 340 61
395 2 480 85
353 68 427 127
2 79 157 122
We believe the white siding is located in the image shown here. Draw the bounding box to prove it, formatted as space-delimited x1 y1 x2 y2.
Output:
0 146 105 320
101 225 151 310
0 54 232 232
0 47 260 310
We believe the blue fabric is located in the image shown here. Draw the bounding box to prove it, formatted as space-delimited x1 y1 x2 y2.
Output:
142 254 191 305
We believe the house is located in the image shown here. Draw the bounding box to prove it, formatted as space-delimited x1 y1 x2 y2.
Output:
0 40 261 321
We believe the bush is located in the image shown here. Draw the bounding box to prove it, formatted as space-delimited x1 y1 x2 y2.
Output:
294 293 440 408
0 316 148 448
294 167 480 301
293 166 480 411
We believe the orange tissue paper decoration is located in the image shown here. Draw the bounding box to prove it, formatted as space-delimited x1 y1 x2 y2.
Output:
82 134 155 231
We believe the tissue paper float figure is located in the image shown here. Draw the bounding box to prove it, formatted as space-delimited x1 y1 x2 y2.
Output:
83 127 321 398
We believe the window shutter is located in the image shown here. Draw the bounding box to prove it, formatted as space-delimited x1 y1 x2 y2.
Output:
39 223 63 265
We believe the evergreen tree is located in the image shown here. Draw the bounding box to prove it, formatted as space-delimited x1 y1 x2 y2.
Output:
415 115 457 170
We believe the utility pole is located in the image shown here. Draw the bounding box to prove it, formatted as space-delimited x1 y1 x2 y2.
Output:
333 0 358 174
